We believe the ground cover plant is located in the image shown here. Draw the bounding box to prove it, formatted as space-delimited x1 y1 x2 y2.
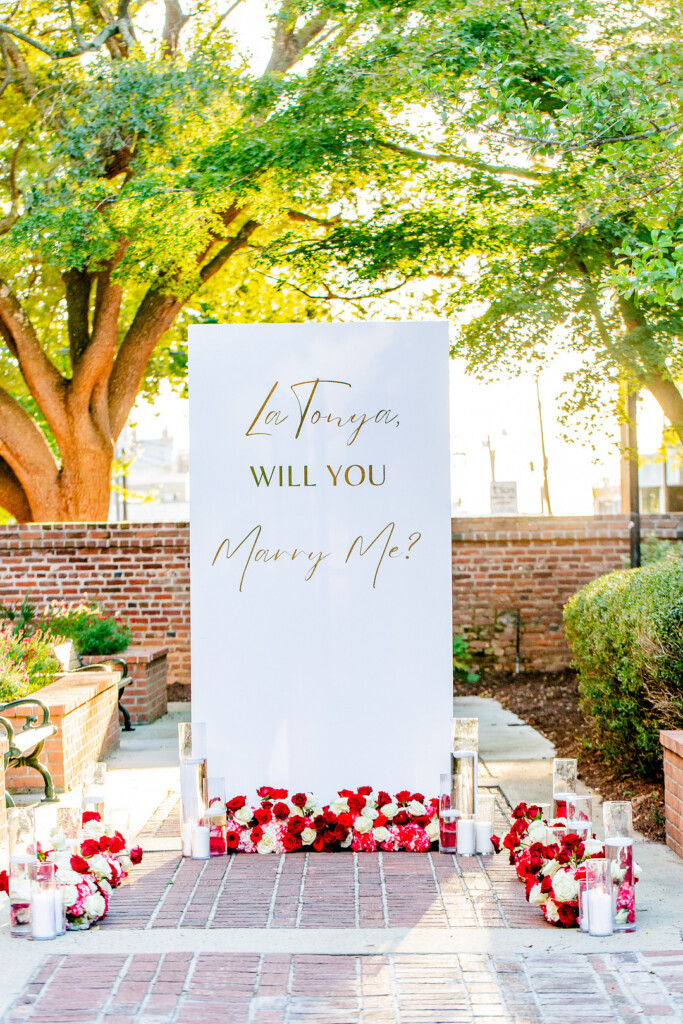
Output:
0 625 64 702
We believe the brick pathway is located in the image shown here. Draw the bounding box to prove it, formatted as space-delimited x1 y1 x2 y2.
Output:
4 950 683 1024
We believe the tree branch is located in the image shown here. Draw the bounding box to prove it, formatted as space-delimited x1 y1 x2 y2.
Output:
376 139 545 181
0 19 121 60
63 268 92 364
199 219 259 282
0 386 59 507
0 137 23 235
162 0 189 57
0 277 68 439
264 4 329 76
0 456 31 521
287 208 342 227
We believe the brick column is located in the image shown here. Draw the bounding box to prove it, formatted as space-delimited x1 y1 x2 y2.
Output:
661 730 683 859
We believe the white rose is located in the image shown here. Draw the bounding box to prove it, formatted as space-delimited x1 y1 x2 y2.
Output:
354 816 373 834
301 828 316 846
525 821 550 846
257 832 277 854
541 858 560 878
84 892 106 919
382 803 399 820
407 800 426 816
610 860 625 882
61 884 79 908
9 878 32 902
234 805 253 825
373 826 389 843
88 854 111 878
84 821 105 838
50 829 68 851
544 899 560 923
363 806 379 821
288 804 304 817
425 820 439 842
329 799 349 815
341 832 353 849
583 838 604 857
528 883 547 906
552 869 579 903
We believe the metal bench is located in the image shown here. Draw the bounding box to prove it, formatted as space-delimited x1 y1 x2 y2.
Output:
71 657 135 732
0 697 58 806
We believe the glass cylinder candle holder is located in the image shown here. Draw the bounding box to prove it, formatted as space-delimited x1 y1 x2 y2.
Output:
108 807 131 838
475 794 496 854
55 806 82 845
603 801 635 932
81 762 107 820
190 817 211 860
552 758 578 820
178 721 207 761
9 860 34 938
207 777 227 857
452 718 478 816
578 875 589 934
9 806 37 865
564 795 593 836
179 757 208 856
31 862 58 941
456 813 476 856
586 858 613 937
438 773 460 854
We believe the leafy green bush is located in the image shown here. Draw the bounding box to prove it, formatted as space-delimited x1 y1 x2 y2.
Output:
564 557 683 777
44 602 132 656
0 627 65 703
453 635 480 684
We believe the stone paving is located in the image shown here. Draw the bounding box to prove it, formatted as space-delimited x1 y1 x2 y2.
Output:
4 950 683 1024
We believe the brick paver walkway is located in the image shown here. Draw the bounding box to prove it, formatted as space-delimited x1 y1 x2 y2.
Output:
5 951 683 1024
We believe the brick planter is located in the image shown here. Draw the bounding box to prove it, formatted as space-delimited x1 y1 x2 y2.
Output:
4 670 120 797
82 646 168 725
661 730 683 859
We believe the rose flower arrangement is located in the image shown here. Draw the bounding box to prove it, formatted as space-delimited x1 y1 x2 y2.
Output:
218 786 440 853
500 802 640 928
0 811 143 931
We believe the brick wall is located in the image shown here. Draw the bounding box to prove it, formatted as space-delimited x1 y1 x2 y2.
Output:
661 731 683 860
0 515 682 682
451 514 683 671
4 670 120 796
82 646 168 724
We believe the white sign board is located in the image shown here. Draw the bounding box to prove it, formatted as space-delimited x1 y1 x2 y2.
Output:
490 480 518 515
189 322 452 798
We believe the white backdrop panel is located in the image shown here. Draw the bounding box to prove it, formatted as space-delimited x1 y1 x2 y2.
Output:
189 321 452 798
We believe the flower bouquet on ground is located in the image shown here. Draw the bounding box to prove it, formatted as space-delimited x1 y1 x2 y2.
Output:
1 811 144 931
218 787 440 854
500 802 640 928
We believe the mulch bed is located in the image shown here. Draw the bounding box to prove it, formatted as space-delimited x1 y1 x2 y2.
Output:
454 669 666 843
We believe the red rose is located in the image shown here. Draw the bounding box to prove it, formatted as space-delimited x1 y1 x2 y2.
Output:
540 875 553 894
358 786 373 796
410 792 425 804
322 809 338 826
338 789 355 798
108 834 125 854
314 814 326 831
70 854 90 873
348 795 366 814
377 791 392 807
374 814 388 828
254 807 272 825
394 810 410 826
557 904 578 928
291 793 307 808
271 789 288 800
257 787 273 800
225 831 241 850
334 825 349 844
322 830 337 846
312 836 325 852
250 826 263 843
557 849 572 865
512 803 528 819
210 835 226 856
129 846 143 865
338 812 353 828
288 817 306 835
226 796 247 811
82 811 102 825
490 834 501 853
526 805 542 820
413 815 430 828
0 870 8 895
524 875 536 898
395 790 411 804
80 839 100 858
544 843 560 860
282 833 302 853
99 835 112 851
511 818 528 836
273 802 290 821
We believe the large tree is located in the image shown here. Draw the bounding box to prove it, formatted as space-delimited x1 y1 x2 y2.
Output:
277 0 683 445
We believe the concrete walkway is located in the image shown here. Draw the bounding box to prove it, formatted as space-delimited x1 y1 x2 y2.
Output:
1 700 682 1024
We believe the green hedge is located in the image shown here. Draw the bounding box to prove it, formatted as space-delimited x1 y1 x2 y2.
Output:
563 556 683 777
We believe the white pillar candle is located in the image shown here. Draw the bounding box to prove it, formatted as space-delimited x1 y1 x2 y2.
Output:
31 889 57 940
475 821 494 854
587 891 613 936
182 822 193 857
456 817 476 856
191 824 210 860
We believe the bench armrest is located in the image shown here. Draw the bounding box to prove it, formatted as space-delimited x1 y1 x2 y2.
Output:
0 697 51 730
0 714 15 747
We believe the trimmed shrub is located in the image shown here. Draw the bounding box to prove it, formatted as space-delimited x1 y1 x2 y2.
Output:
563 556 683 777
43 601 132 655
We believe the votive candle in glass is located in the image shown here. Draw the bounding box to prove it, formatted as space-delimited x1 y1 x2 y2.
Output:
439 772 460 854
475 794 496 854
564 795 593 836
179 757 208 857
586 858 613 937
81 762 107 820
9 861 34 938
207 777 227 857
552 758 578 820
452 718 478 816
191 819 211 860
31 865 58 941
8 807 37 865
603 801 635 933
456 814 476 856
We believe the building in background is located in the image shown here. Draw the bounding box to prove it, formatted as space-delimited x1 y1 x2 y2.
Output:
110 427 189 522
